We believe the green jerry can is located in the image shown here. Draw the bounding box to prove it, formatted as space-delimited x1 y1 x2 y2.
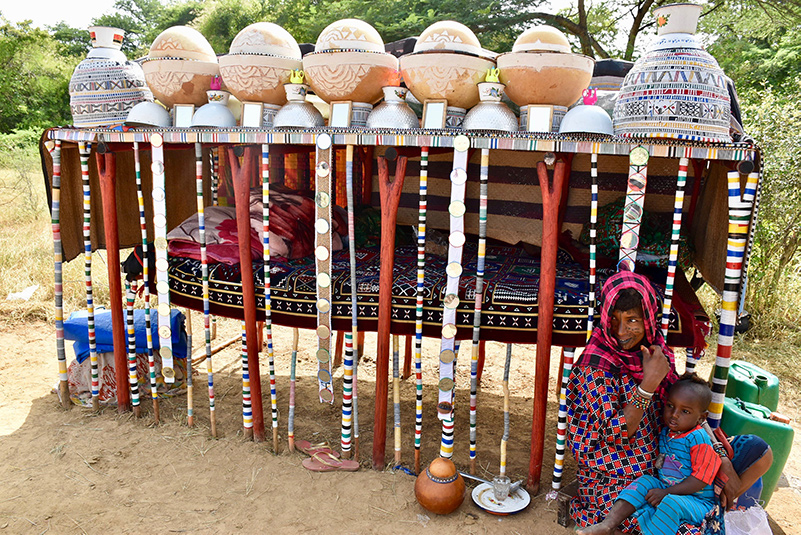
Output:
725 360 780 411
720 397 794 506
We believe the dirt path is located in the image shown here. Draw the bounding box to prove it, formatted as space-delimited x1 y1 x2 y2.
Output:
1 320 799 534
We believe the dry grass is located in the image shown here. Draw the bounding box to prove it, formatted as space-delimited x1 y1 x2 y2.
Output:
0 167 112 327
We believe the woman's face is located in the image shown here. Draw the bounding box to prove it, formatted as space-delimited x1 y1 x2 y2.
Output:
609 307 645 350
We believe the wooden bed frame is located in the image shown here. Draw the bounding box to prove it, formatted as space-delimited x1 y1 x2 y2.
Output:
40 127 760 492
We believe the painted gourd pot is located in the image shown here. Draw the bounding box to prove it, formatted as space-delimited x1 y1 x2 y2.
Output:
69 27 153 128
613 4 732 142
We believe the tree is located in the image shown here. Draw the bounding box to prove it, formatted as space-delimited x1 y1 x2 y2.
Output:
0 19 75 133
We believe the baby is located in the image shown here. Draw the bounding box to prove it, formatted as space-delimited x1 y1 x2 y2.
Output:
578 373 721 535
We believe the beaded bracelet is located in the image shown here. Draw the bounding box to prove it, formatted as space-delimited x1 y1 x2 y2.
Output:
712 442 729 458
630 389 651 410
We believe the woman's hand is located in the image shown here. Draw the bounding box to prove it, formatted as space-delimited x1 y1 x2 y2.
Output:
640 345 670 393
718 457 742 510
646 487 669 507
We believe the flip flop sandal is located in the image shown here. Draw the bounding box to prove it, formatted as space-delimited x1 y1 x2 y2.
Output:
302 450 359 472
295 439 340 458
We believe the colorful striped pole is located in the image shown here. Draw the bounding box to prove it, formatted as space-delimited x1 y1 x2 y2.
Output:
438 135 470 459
50 140 71 409
125 280 141 413
186 308 194 426
500 344 512 478
341 144 358 459
468 148 490 474
241 321 253 437
133 142 159 422
587 151 599 339
288 327 299 451
661 157 689 337
708 167 758 427
210 146 219 341
79 142 100 411
261 144 280 453
414 146 429 475
194 143 216 437
393 334 402 465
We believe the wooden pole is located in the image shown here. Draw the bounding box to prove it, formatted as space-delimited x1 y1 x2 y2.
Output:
373 152 407 470
96 148 131 413
527 159 567 493
228 145 265 442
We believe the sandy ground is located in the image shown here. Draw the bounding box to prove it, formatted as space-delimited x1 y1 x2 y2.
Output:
1 318 799 534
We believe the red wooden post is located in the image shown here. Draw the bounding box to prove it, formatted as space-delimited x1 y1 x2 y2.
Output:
228 145 266 442
373 153 407 470
527 159 568 492
96 150 133 414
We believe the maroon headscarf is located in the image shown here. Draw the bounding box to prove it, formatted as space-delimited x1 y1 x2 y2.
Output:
575 270 679 397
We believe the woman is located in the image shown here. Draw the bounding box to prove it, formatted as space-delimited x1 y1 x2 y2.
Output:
566 271 772 534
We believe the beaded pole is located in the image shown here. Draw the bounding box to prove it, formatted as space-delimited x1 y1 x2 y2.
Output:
340 144 358 459
185 308 194 426
438 136 470 459
414 146 429 475
194 142 216 437
133 142 159 422
124 280 141 410
500 344 512 478
240 321 253 435
618 146 650 272
587 151 599 339
49 140 71 408
150 133 176 385
210 147 219 340
661 156 689 337
261 144 280 452
288 327 299 451
79 142 100 411
708 167 758 427
393 334 402 465
468 148 490 474
314 134 334 404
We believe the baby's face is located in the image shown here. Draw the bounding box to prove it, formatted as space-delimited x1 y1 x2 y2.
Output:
663 387 705 433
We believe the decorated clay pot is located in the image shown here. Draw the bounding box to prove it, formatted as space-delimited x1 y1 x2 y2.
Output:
414 457 465 515
400 20 495 110
220 54 300 106
302 50 399 104
148 26 217 62
69 26 153 128
613 3 731 142
219 22 302 106
400 52 495 110
142 58 220 108
314 18 386 53
654 3 703 35
496 52 594 108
